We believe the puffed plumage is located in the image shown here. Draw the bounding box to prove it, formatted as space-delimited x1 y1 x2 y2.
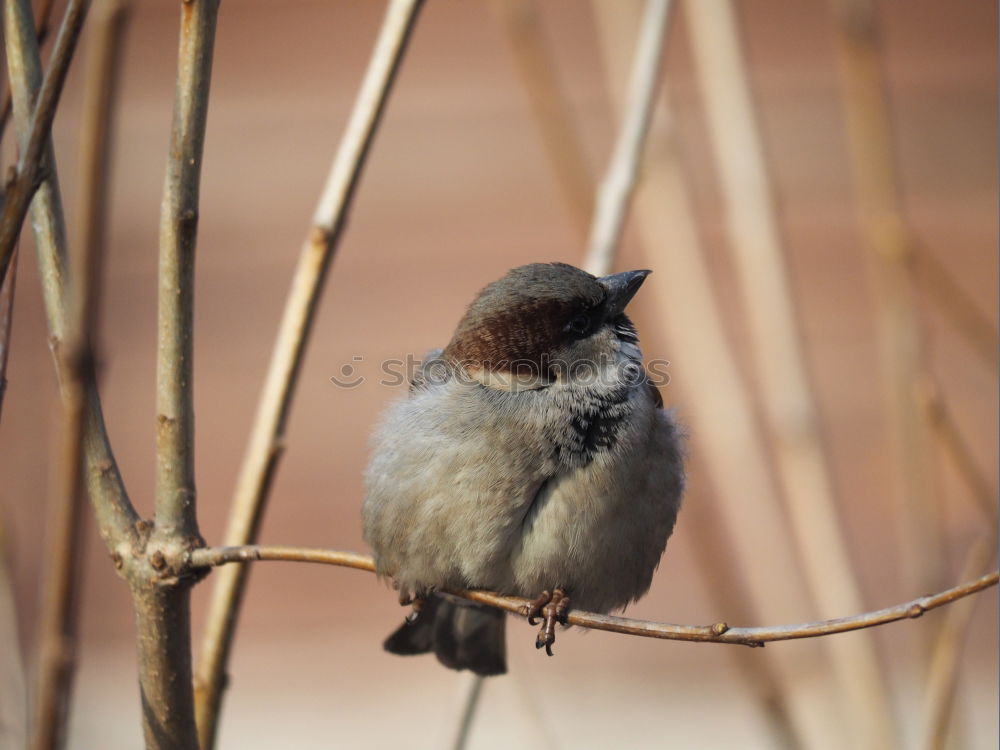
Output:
363 262 684 675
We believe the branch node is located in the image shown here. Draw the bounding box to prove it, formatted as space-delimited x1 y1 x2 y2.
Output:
907 603 926 619
711 621 730 636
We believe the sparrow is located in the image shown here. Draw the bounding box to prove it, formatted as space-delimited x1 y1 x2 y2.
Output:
362 262 684 675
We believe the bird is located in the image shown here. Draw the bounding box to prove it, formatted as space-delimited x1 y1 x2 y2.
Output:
362 262 685 675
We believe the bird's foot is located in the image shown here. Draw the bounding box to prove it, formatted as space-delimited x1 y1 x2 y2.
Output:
525 588 570 656
398 590 427 622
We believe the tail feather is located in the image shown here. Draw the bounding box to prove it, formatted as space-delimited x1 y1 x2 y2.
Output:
383 595 507 676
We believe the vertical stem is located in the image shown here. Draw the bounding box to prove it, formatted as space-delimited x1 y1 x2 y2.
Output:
0 247 16 420
155 0 218 540
3 0 138 552
583 0 671 276
31 3 131 748
828 0 944 595
193 3 425 748
132 584 199 750
683 1 896 747
491 0 593 236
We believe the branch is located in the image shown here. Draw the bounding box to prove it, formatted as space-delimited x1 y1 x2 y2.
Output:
0 247 16 420
0 0 55 144
0 0 89 289
684 1 895 746
193 2 425 747
582 0 671 277
828 0 945 596
154 0 217 540
189 545 998 646
4 0 138 553
31 4 131 749
491 0 593 236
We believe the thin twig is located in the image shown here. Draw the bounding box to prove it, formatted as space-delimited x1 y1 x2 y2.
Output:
0 0 55 144
828 0 945 596
919 533 998 750
491 0 593 236
0 521 27 750
5 0 137 554
0 0 90 289
188 544 999 646
911 242 998 376
447 673 484 750
154 0 216 541
582 0 670 276
30 4 131 748
915 378 997 522
683 1 895 746
0 246 16 420
193 3 425 748
590 0 820 745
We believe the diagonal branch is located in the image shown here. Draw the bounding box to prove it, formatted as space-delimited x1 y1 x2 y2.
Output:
491 0 594 237
4 0 137 553
0 0 55 144
0 247 16 421
31 3 131 749
582 0 671 276
0 0 89 289
189 544 999 646
193 2 425 748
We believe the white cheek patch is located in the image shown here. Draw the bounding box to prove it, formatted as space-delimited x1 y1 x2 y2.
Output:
464 366 555 393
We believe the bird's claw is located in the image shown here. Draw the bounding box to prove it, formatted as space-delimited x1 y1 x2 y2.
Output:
527 588 570 656
398 590 426 622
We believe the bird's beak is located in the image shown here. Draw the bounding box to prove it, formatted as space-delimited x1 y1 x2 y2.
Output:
599 269 651 319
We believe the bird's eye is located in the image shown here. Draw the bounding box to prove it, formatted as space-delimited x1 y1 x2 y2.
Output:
567 313 591 335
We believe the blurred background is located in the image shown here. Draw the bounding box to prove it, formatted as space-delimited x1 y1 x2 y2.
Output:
0 0 995 748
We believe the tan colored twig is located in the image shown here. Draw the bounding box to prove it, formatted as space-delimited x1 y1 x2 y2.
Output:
0 0 89 288
154 0 216 541
0 246 16 420
583 0 671 277
447 673 485 750
5 0 137 556
0 0 55 143
683 2 895 746
0 521 27 750
188 544 998 646
919 533 998 750
915 378 997 522
491 0 593 236
29 2 131 743
911 242 998 375
828 0 944 595
590 0 825 745
193 2 425 747
132 2 221 749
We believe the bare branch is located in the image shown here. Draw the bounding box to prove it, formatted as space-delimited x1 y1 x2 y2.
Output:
491 0 593 236
4 0 138 553
828 0 945 595
919 533 998 750
916 379 997 522
189 545 998 646
0 247 16 420
0 0 55 143
154 0 217 540
0 0 89 289
684 1 895 746
194 2 425 747
30 3 131 748
582 0 671 276
911 242 998 376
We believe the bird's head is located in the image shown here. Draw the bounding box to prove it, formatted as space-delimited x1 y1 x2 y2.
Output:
443 262 650 390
